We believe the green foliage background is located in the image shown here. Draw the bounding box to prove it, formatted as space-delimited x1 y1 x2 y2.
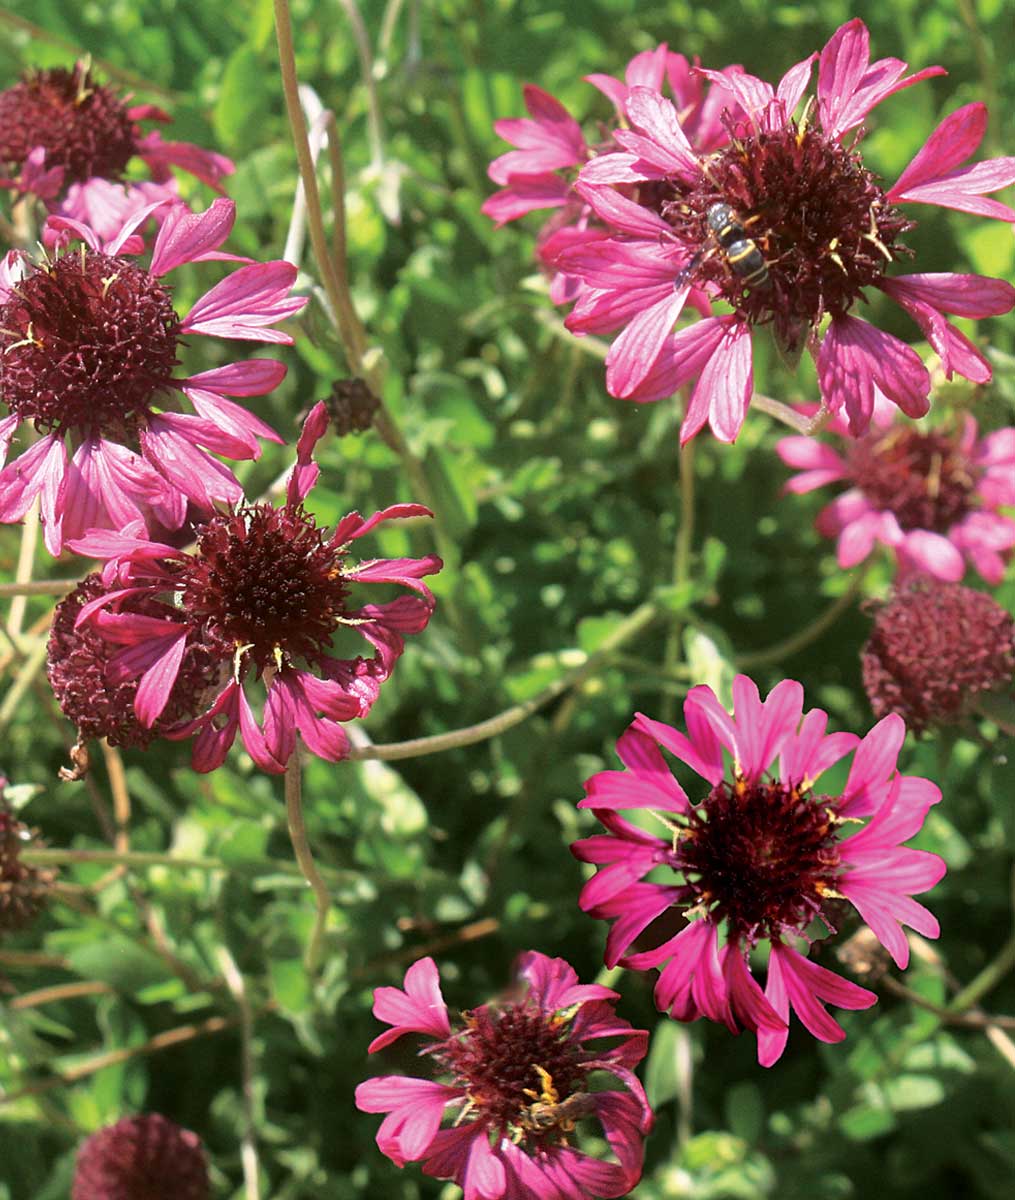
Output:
0 1 1013 1197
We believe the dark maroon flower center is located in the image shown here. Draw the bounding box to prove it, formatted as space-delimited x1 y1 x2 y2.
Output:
48 573 218 749
0 64 137 184
862 577 1015 733
179 504 352 674
0 250 180 441
659 116 909 351
434 1001 589 1141
672 777 842 943
72 1114 209 1200
849 427 978 532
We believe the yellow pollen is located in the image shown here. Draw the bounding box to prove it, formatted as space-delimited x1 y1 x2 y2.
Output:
232 643 254 681
2 321 43 352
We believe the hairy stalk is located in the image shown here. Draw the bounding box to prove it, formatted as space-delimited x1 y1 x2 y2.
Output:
10 980 114 1009
752 392 829 435
285 744 332 976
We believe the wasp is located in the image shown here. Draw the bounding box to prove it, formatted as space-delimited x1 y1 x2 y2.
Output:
703 202 770 290
674 201 770 294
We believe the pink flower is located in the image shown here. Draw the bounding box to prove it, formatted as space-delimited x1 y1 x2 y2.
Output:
355 951 652 1198
548 19 1015 442
0 198 305 556
777 394 1015 583
483 46 742 307
0 62 232 239
573 675 946 1066
66 402 441 774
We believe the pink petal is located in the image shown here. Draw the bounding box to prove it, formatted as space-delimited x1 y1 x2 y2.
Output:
141 418 243 510
182 388 283 452
134 629 189 726
818 316 930 435
841 713 905 818
481 179 571 226
573 181 673 238
688 318 753 443
621 87 700 180
181 261 305 342
633 706 725 785
184 358 289 396
898 530 966 581
817 18 870 138
605 288 691 398
733 675 804 781
135 130 235 191
889 103 987 193
149 197 236 275
632 316 729 406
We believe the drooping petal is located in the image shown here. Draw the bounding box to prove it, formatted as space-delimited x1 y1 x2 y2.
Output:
818 316 931 434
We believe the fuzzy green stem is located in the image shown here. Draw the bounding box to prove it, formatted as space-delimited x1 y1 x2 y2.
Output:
285 746 331 976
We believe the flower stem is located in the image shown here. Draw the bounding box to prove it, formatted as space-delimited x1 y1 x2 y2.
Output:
661 437 695 723
349 600 661 761
948 933 1015 1015
216 944 262 1200
0 1012 243 1108
284 745 332 976
6 495 40 643
752 392 829 435
273 0 367 369
0 579 76 598
20 846 384 889
735 570 867 669
273 0 466 633
337 0 386 170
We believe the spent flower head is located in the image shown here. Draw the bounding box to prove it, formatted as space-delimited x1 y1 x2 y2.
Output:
66 402 441 774
0 781 56 936
777 394 1015 583
72 1113 209 1200
862 577 1015 733
48 572 220 759
355 950 652 1198
0 60 232 238
573 674 946 1065
0 198 305 556
547 19 1015 442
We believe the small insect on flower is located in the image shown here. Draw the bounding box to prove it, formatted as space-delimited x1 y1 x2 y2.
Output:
674 200 771 294
519 1067 598 1135
704 202 770 289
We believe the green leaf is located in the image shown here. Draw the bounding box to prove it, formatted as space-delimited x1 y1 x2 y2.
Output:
66 937 170 994
213 46 272 154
